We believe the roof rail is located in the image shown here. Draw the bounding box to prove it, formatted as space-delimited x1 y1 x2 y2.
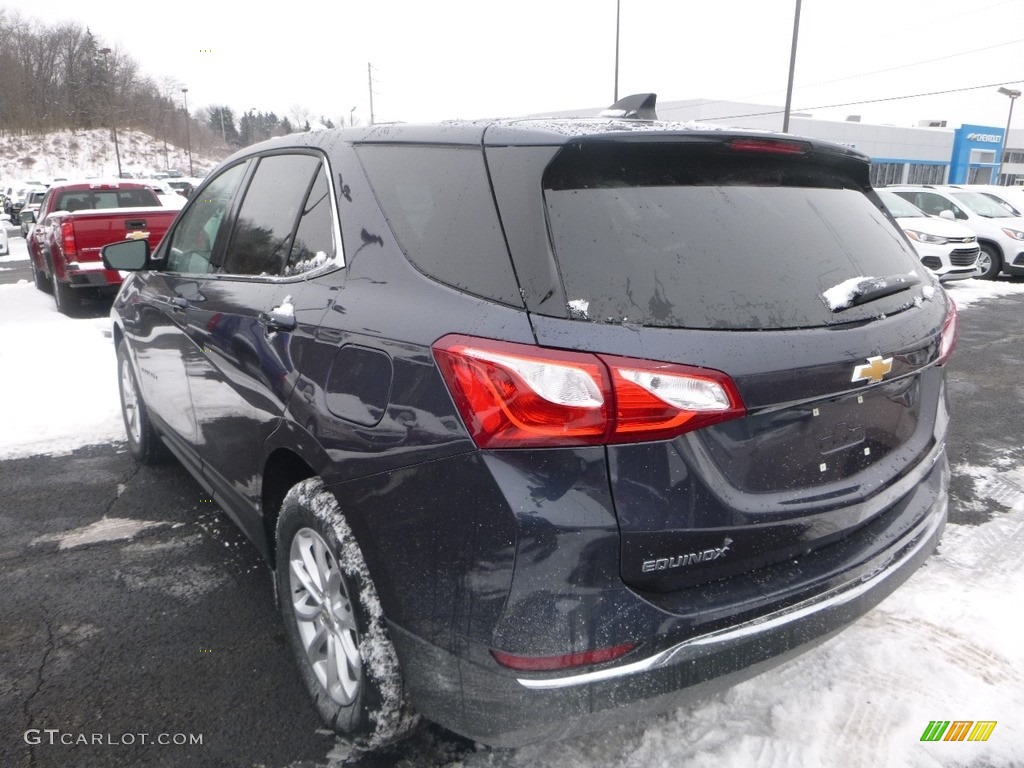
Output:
599 93 658 120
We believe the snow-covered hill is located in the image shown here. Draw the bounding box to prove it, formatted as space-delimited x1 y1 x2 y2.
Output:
0 128 226 183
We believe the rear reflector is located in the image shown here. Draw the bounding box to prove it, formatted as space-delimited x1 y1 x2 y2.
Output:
491 642 636 672
432 335 746 448
937 296 958 366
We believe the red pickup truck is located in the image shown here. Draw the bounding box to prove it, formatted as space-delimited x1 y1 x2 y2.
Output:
25 181 178 315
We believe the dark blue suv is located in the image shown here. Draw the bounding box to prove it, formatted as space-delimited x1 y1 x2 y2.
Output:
103 95 956 749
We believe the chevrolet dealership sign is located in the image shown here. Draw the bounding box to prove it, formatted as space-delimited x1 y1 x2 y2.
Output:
966 132 1003 143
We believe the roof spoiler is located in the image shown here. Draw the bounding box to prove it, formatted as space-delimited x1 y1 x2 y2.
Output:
599 93 658 120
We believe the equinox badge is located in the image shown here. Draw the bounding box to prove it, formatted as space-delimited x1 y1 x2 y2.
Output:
642 538 733 573
851 355 893 384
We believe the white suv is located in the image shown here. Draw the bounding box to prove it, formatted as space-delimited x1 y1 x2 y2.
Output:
877 190 978 282
888 185 1024 279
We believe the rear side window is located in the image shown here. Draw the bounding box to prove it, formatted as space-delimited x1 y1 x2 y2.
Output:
356 145 521 306
224 154 321 276
543 143 926 330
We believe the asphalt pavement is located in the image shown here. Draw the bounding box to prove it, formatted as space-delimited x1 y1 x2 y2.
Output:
0 244 1021 766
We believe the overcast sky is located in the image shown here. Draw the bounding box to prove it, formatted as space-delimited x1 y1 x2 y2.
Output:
5 0 1024 132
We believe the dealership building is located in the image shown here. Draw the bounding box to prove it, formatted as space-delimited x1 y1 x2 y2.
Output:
555 98 1024 188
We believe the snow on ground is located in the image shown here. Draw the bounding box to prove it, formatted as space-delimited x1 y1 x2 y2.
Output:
3 244 1024 766
0 239 123 458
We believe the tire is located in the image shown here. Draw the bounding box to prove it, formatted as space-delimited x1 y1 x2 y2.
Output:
31 259 50 293
275 478 419 749
976 244 1001 280
116 339 163 464
51 268 82 316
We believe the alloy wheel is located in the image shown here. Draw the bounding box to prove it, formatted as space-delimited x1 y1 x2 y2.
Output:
288 527 362 706
120 357 142 445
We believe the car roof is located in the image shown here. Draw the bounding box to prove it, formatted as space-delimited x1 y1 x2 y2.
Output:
221 116 870 164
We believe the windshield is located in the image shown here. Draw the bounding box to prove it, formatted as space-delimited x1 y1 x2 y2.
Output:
951 191 1017 218
879 190 926 218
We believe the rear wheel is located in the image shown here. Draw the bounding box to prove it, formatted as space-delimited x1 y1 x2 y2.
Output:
275 478 419 749
31 259 50 292
51 268 81 316
976 244 1001 280
116 339 163 464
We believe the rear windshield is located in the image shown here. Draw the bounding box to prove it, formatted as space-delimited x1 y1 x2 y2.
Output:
55 188 158 211
543 143 926 330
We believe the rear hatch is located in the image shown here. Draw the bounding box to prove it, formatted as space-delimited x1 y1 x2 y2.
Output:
487 130 951 593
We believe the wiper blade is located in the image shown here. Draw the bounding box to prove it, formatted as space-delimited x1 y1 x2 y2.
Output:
822 274 922 312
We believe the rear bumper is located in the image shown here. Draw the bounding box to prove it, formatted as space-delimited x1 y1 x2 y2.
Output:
64 260 123 289
389 453 948 747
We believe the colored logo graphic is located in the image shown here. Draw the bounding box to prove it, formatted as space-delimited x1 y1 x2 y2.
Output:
920 720 997 742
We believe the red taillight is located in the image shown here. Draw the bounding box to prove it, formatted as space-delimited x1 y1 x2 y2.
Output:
432 335 746 448
60 220 77 258
491 642 636 672
727 137 811 155
432 337 612 448
937 296 958 366
605 356 747 443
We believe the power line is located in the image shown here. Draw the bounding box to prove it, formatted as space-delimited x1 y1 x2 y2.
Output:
666 78 1024 123
797 37 1024 92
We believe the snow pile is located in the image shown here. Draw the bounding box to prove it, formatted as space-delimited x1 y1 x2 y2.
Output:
942 277 1024 308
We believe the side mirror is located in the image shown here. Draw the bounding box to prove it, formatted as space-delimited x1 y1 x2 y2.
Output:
19 210 36 224
938 210 955 221
102 238 153 271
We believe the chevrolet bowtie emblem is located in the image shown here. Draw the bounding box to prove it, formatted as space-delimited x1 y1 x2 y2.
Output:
852 356 893 384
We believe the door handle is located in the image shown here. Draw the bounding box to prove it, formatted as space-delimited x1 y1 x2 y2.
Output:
259 309 296 333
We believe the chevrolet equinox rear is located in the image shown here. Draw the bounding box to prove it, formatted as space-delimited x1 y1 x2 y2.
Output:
104 95 956 749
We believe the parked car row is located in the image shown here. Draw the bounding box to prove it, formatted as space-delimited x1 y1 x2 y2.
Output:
885 184 1024 279
2 180 48 223
876 190 979 282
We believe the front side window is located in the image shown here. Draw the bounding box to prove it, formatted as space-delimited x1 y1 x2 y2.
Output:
165 163 248 274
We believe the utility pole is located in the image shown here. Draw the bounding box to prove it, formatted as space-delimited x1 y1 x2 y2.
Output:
782 0 802 133
368 63 375 126
614 0 620 102
220 108 227 143
182 87 194 176
98 48 123 178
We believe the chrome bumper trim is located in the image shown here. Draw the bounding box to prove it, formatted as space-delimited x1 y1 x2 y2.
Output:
517 495 946 691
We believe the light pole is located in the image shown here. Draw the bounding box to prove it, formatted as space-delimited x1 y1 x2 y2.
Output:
613 0 620 102
98 48 123 178
350 106 357 127
181 87 194 176
997 87 1020 184
782 0 802 133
